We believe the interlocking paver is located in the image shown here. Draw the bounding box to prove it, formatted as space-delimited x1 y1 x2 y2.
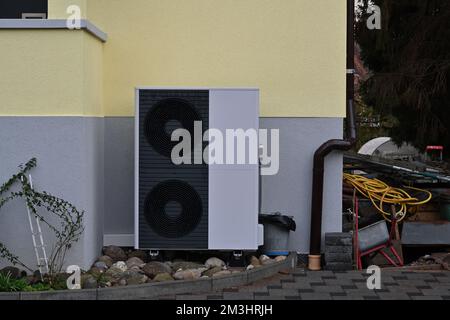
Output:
268 289 301 296
341 284 358 290
382 286 422 293
300 293 333 300
176 295 208 300
321 279 353 286
285 296 302 300
254 296 285 300
420 288 450 296
412 295 443 300
363 296 380 300
253 292 270 297
222 292 255 300
313 285 345 293
150 269 450 300
342 289 379 297
375 293 411 300
332 295 365 300
281 282 312 290
434 277 450 283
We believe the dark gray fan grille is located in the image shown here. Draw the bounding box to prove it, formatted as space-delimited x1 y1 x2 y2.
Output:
138 89 209 249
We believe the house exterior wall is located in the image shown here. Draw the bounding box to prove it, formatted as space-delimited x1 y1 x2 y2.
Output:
0 29 104 269
103 117 343 254
53 0 347 118
0 29 103 116
0 117 104 270
0 0 346 270
48 0 88 19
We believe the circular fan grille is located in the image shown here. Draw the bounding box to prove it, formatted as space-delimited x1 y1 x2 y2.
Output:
144 98 200 157
144 180 202 238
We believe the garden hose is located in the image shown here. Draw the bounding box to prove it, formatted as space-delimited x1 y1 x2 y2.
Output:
343 173 432 222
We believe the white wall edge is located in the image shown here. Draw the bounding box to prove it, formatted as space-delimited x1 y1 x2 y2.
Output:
0 19 107 42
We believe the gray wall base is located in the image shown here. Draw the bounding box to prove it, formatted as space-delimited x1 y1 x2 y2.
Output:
0 115 344 270
104 116 344 254
0 117 104 270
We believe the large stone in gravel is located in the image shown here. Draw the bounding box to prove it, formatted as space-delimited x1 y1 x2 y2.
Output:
127 250 147 262
128 265 142 272
250 256 261 267
103 245 127 262
112 261 127 272
142 261 172 278
81 274 98 289
97 255 114 268
205 257 225 268
126 257 144 269
93 261 108 271
172 261 204 271
153 272 174 282
105 267 124 280
173 268 205 280
202 266 223 277
0 266 23 279
274 256 287 262
120 270 148 286
259 255 276 265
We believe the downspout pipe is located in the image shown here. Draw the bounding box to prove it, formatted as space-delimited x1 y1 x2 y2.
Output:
308 0 356 270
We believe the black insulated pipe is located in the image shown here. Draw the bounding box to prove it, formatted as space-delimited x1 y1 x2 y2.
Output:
308 0 356 270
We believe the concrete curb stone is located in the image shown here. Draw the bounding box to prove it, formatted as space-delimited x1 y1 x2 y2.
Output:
0 253 296 300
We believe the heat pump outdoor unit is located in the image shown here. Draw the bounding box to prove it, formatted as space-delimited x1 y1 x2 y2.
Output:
135 88 261 251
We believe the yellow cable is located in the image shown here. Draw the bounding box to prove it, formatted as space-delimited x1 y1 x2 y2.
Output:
343 173 432 222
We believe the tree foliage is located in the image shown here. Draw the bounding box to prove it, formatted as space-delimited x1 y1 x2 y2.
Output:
356 0 450 157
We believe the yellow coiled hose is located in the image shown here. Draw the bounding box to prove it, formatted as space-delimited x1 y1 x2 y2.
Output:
343 173 432 222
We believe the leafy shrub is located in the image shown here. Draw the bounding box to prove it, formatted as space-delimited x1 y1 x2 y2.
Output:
23 282 53 292
0 158 84 276
0 272 28 292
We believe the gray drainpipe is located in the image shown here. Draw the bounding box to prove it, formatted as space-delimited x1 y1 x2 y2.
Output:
308 0 357 270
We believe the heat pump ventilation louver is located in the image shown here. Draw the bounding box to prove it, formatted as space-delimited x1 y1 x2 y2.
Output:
136 88 260 250
138 90 209 249
144 179 203 238
144 98 201 158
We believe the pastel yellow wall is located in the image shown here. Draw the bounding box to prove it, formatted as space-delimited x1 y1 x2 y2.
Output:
4 0 346 117
84 32 104 116
87 0 346 117
0 30 103 116
48 0 88 19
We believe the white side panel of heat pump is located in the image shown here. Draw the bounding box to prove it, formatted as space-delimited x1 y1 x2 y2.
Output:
208 89 259 250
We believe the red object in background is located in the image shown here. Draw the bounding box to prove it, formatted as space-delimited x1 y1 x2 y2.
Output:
426 146 444 151
426 145 444 161
354 195 404 270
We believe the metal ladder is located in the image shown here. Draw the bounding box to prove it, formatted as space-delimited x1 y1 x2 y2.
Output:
22 174 49 278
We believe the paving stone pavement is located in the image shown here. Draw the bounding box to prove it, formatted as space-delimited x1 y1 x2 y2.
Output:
155 269 450 300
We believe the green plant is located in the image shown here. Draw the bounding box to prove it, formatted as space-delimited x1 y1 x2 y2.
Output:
0 158 84 276
23 282 53 292
47 273 69 290
0 272 28 292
